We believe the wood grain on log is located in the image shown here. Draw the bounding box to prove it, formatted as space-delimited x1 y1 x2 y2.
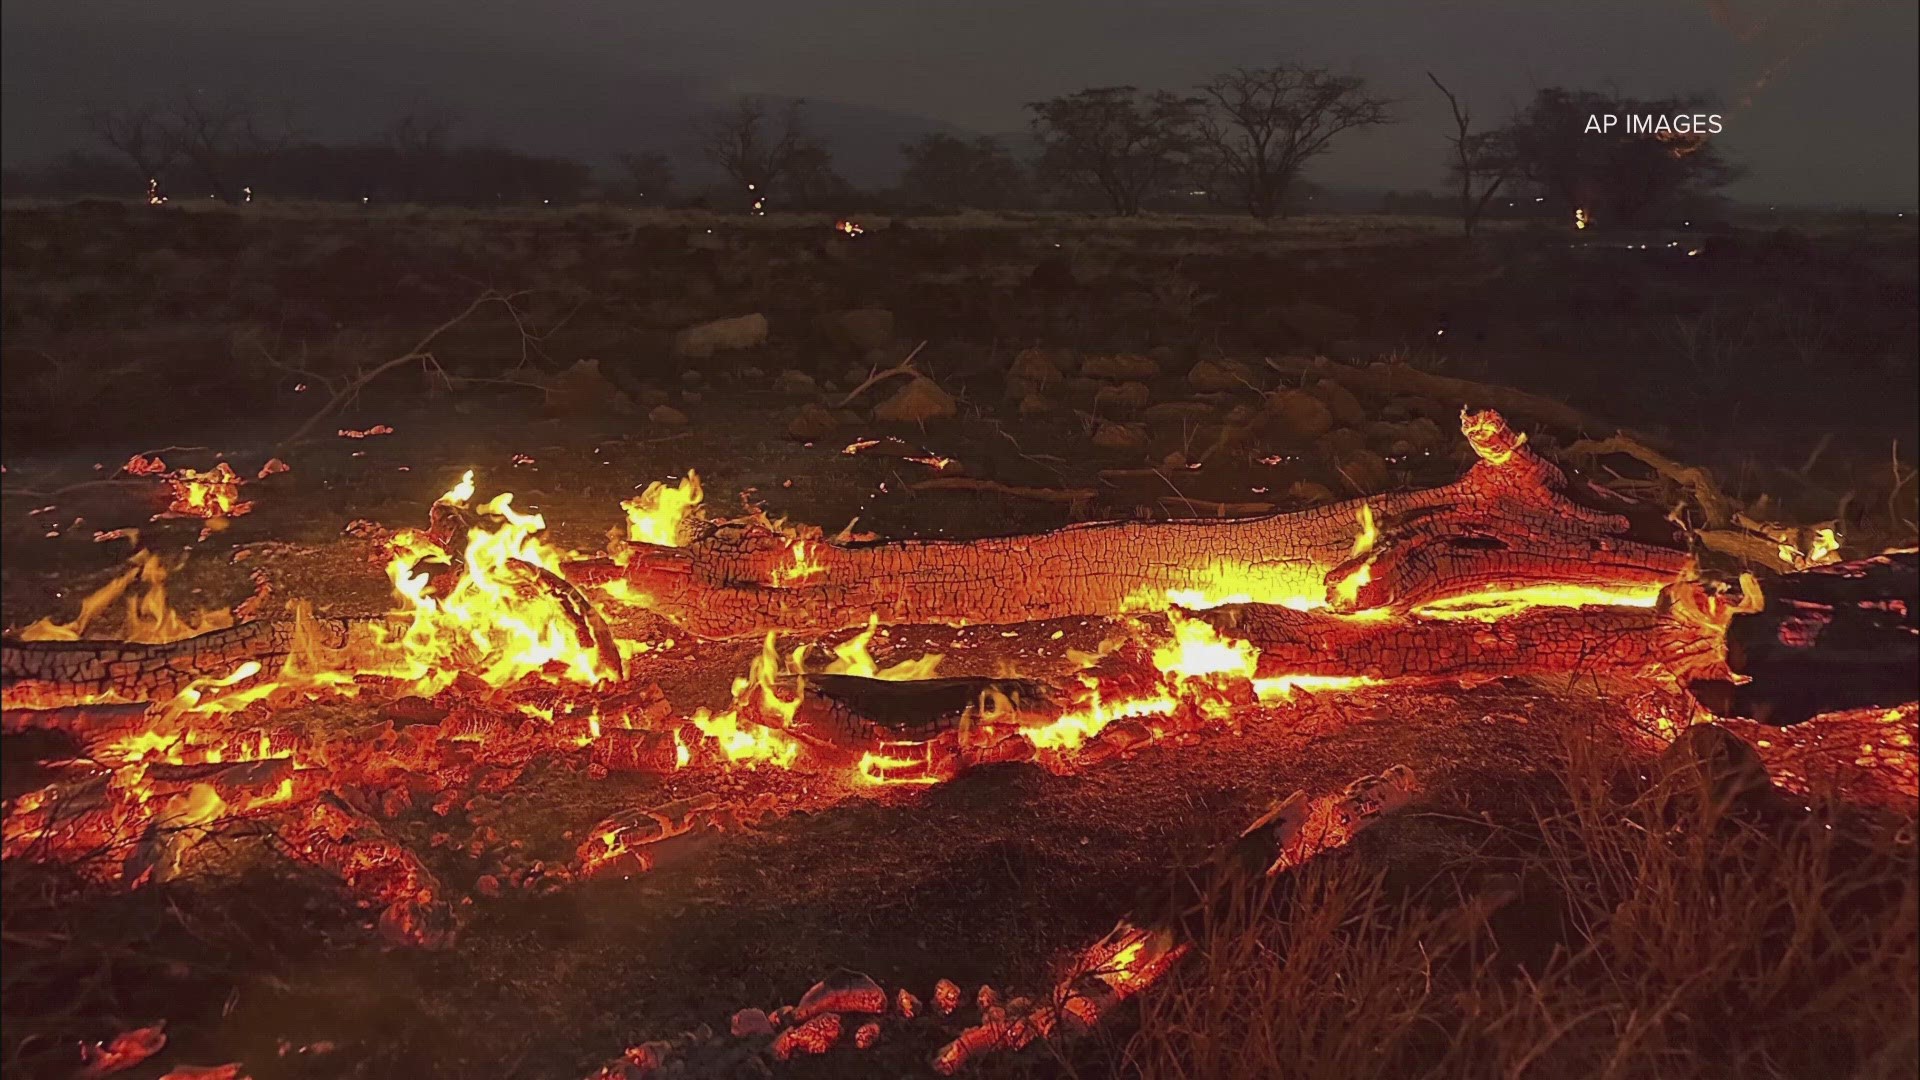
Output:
1 614 387 708
588 410 1691 638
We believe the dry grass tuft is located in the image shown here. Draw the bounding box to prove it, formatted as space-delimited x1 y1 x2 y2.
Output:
1119 745 1919 1080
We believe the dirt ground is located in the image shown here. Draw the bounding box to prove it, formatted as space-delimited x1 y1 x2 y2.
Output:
1 203 1915 1079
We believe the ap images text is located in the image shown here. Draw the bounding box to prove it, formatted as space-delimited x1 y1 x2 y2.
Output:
1585 113 1724 135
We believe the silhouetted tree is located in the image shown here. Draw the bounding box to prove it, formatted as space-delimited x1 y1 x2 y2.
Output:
83 104 178 196
1027 87 1200 215
1193 66 1390 218
162 92 295 203
1427 73 1512 238
898 134 1023 208
698 96 839 208
1491 88 1741 226
619 151 674 203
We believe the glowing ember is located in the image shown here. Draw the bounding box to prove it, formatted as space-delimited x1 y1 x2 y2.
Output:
834 218 865 237
163 462 253 519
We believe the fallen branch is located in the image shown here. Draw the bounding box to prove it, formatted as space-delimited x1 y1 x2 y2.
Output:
836 340 927 408
907 476 1097 510
1566 432 1738 528
278 292 519 449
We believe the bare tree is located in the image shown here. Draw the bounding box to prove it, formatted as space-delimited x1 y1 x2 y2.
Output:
1194 67 1391 218
162 92 295 203
620 151 674 203
1427 74 1512 238
698 96 838 210
1027 87 1200 215
83 104 178 197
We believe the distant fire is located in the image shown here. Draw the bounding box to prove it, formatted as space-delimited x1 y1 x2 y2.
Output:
835 219 865 237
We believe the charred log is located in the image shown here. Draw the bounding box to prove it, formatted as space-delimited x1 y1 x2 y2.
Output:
1 613 392 709
1200 598 1729 685
1689 550 1919 726
589 410 1691 638
795 674 1059 747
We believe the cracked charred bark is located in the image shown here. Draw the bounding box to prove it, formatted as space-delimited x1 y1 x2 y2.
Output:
581 410 1691 638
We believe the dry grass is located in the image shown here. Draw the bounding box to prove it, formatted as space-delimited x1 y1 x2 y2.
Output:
1118 744 1919 1080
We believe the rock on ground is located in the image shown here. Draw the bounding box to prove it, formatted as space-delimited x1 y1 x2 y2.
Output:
873 377 957 423
1081 353 1160 381
1188 358 1258 392
1264 389 1335 440
672 313 768 359
1092 421 1148 449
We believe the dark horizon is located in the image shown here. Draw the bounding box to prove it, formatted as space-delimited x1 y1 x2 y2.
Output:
4 0 1917 208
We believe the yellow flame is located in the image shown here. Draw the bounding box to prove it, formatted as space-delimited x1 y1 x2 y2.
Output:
1152 610 1258 682
1412 582 1663 621
16 551 232 644
769 539 826 586
623 472 703 547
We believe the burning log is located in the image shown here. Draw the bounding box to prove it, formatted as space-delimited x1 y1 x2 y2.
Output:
1690 549 1919 726
589 410 1690 638
1198 595 1731 686
1 612 388 709
794 673 1059 747
276 793 456 948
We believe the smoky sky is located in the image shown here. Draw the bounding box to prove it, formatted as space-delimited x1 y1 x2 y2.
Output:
4 0 1915 206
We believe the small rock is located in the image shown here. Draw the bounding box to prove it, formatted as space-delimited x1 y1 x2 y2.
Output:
649 405 690 426
671 312 767 359
787 403 839 440
873 377 957 423
1009 348 1068 386
795 970 886 1022
1094 381 1151 410
1018 392 1055 417
1287 480 1335 503
1161 450 1188 469
1308 379 1365 425
1320 427 1367 452
540 358 631 417
1092 421 1148 449
1187 358 1258 392
1334 448 1390 493
1144 401 1217 425
1081 353 1159 380
776 369 816 393
731 1008 775 1037
1264 389 1334 439
1362 417 1445 451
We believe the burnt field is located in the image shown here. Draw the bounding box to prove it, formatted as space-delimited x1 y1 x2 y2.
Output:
1 202 1916 1080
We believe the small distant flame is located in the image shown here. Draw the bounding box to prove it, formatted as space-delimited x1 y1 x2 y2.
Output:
835 219 865 238
1574 207 1590 230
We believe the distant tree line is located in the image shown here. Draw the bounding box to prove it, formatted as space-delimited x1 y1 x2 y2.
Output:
3 77 1741 228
